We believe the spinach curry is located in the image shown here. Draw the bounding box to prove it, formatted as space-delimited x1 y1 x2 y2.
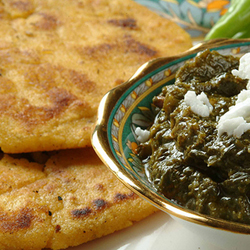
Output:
138 49 250 225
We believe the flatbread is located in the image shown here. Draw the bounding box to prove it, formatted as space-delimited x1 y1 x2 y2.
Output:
0 147 157 250
0 0 193 249
0 0 192 153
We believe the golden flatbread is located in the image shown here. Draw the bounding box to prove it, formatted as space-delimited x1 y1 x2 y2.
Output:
0 0 192 153
0 148 157 250
0 0 193 249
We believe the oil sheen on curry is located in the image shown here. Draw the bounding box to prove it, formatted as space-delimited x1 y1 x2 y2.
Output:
138 49 250 225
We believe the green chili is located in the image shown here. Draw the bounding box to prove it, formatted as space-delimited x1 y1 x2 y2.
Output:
205 0 250 40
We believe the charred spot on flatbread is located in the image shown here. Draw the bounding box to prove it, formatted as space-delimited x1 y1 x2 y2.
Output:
108 18 138 29
71 207 93 218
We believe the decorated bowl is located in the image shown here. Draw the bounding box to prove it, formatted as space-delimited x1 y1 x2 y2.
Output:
134 0 231 37
92 39 250 249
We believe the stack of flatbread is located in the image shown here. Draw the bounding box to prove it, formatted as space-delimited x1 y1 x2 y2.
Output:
0 0 192 249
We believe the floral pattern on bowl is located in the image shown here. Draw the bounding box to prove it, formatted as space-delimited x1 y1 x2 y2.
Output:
134 0 231 37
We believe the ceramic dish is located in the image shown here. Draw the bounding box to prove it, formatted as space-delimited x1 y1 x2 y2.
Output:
92 39 250 249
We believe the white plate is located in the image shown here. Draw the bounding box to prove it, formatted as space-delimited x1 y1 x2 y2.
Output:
66 211 226 250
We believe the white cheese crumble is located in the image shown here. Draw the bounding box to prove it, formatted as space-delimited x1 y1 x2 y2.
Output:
232 53 250 89
217 90 250 138
217 52 250 138
135 127 150 143
184 91 213 117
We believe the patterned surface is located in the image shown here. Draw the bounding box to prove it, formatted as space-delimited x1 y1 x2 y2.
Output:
134 0 231 37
